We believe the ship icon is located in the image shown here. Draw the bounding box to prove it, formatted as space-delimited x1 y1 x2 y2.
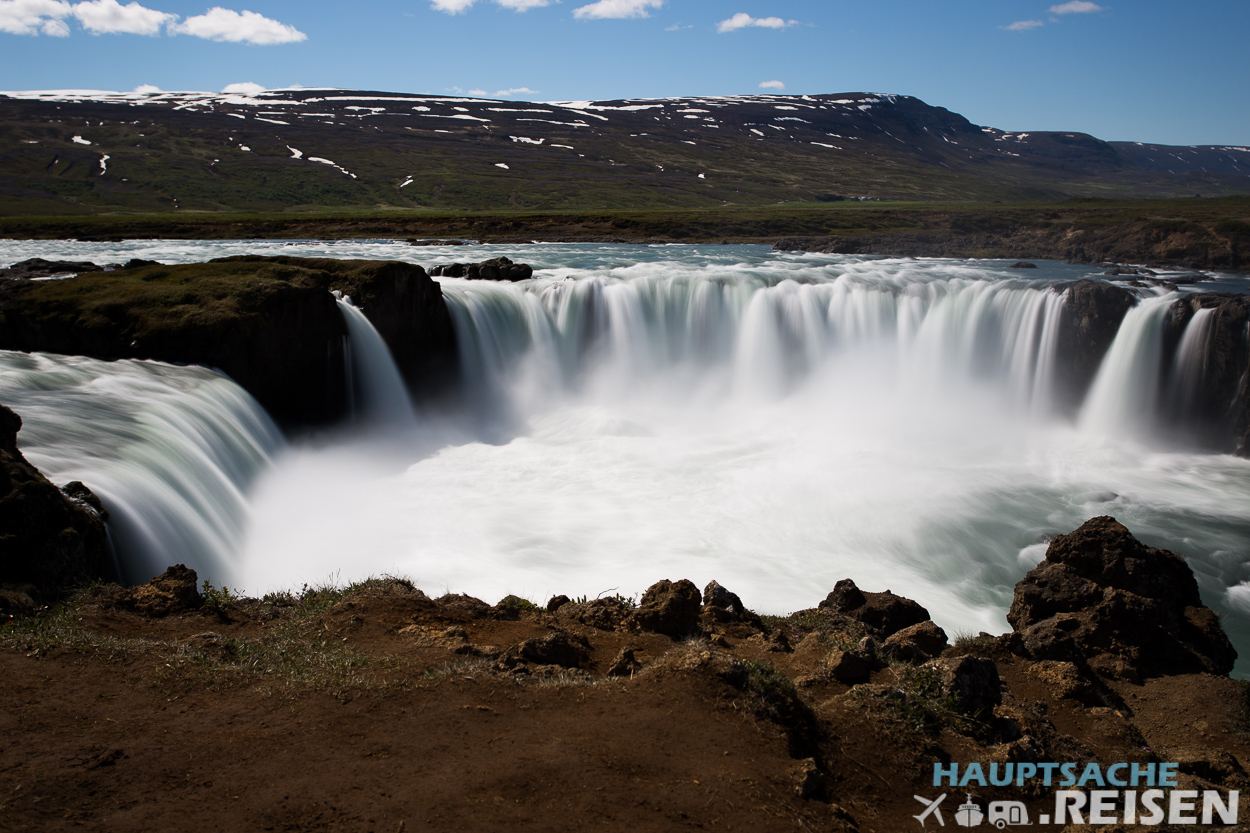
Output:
955 794 984 827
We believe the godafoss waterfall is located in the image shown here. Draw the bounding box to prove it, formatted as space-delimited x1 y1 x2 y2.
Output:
3 241 1249 671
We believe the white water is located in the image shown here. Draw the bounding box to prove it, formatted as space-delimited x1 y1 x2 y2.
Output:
335 296 418 429
0 351 284 584
3 242 1250 672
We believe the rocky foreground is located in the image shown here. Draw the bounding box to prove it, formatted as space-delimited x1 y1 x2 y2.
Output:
1 516 1247 831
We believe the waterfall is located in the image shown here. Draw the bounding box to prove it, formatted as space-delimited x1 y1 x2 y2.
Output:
0 350 284 585
440 271 1070 416
1170 307 1216 419
336 296 418 429
1078 294 1175 439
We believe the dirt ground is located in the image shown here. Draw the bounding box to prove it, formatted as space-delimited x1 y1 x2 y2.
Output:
2 578 1249 832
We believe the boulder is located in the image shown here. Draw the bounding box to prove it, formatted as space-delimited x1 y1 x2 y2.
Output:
503 630 590 669
546 594 571 613
121 564 203 617
428 257 533 283
1008 516 1236 677
925 655 1002 717
556 597 632 631
702 580 745 616
883 620 949 663
627 579 702 638
818 579 930 638
0 403 113 602
435 593 492 619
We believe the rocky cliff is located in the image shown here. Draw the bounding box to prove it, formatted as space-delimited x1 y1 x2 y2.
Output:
0 403 112 613
0 257 458 430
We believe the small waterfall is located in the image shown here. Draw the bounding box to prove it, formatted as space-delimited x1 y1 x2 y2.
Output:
336 296 418 428
1078 294 1175 438
0 350 284 585
1170 307 1216 419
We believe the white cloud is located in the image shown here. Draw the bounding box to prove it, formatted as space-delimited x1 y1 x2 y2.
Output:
467 88 488 96
495 86 536 96
222 81 265 94
1049 1 1103 13
1003 19 1044 30
717 12 794 33
0 0 72 36
758 80 784 90
173 7 305 44
72 0 173 34
495 0 551 9
133 83 161 92
573 0 661 20
431 0 475 11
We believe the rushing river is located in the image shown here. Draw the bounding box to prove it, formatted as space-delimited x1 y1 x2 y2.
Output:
3 240 1249 671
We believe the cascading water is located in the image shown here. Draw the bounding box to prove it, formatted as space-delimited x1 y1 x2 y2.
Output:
335 295 418 429
3 241 1249 673
0 350 284 585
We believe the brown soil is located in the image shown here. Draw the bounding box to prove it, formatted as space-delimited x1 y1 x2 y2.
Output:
3 579 1249 833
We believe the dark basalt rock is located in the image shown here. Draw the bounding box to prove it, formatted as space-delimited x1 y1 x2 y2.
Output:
628 579 702 638
0 258 103 280
556 597 632 631
1008 516 1236 677
882 620 949 663
118 564 203 617
818 578 930 638
1052 279 1136 411
0 256 459 431
703 579 745 616
503 630 591 669
925 655 1002 717
428 256 533 282
1163 292 1250 456
0 403 113 603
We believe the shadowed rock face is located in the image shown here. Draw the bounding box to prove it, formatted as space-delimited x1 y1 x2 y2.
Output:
0 403 112 603
817 578 930 638
1008 515 1236 678
0 256 458 431
1164 293 1250 455
1052 279 1136 411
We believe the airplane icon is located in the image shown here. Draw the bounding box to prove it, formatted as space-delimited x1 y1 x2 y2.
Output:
914 793 948 828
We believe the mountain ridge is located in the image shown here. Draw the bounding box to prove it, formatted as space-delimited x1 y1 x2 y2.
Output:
2 88 1247 214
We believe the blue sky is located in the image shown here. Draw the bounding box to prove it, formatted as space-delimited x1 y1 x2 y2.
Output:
1 0 1247 146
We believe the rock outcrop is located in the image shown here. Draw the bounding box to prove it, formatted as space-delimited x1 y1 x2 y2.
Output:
1008 515 1236 678
817 578 931 638
1052 279 1136 410
0 258 104 280
627 579 702 638
428 257 533 282
1163 292 1250 455
0 403 113 604
0 257 459 430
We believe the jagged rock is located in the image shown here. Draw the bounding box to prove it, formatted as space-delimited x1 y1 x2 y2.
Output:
546 594 570 612
1164 293 1250 456
605 647 642 677
0 403 113 602
1053 279 1135 409
824 649 873 684
702 580 745 615
1007 261 1038 269
0 258 103 280
883 621 949 663
556 597 631 631
429 257 533 282
121 564 202 617
627 579 702 638
925 655 1002 717
818 579 929 638
1008 516 1237 677
503 630 591 669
